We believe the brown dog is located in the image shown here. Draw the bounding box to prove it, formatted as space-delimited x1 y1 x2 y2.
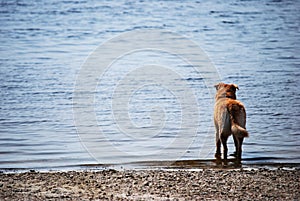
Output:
214 83 249 160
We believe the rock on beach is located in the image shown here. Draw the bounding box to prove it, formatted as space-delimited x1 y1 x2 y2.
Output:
0 168 299 200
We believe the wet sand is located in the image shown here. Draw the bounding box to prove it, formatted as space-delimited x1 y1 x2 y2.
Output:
0 168 299 200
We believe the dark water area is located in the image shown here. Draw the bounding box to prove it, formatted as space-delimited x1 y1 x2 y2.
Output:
0 0 299 170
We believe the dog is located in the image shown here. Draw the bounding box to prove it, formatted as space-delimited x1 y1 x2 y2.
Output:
214 83 249 160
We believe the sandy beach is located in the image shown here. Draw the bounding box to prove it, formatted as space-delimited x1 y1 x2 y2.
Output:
0 168 299 200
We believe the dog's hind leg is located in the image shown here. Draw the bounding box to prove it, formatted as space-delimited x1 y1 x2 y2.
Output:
221 134 229 160
215 132 221 159
236 137 244 160
231 135 238 157
232 135 244 160
215 139 221 159
232 134 244 160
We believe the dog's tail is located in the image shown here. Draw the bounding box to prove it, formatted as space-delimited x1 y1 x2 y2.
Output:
231 123 249 138
228 103 249 138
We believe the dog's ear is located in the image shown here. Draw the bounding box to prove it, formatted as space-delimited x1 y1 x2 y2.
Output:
214 83 221 90
232 84 239 90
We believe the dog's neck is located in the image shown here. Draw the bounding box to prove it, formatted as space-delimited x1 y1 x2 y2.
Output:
215 91 237 100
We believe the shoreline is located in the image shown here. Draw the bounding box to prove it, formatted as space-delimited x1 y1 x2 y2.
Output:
1 158 299 173
1 167 299 200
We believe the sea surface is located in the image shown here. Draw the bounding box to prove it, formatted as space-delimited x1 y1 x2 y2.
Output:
0 0 299 170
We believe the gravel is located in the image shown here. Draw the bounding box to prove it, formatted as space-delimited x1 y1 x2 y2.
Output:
0 168 299 200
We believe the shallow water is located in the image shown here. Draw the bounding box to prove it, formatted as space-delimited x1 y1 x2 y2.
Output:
0 0 299 170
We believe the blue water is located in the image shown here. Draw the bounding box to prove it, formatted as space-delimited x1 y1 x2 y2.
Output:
0 0 299 170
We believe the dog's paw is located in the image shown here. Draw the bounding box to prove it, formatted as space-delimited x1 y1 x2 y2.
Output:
215 153 221 159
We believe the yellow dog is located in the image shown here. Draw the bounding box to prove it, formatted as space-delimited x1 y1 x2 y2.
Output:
214 83 249 160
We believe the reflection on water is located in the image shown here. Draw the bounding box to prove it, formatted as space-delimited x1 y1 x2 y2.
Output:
0 0 299 169
76 158 300 171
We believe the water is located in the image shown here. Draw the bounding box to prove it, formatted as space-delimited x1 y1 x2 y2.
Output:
0 0 299 170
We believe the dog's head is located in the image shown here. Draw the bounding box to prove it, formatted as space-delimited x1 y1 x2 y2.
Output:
214 83 239 100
